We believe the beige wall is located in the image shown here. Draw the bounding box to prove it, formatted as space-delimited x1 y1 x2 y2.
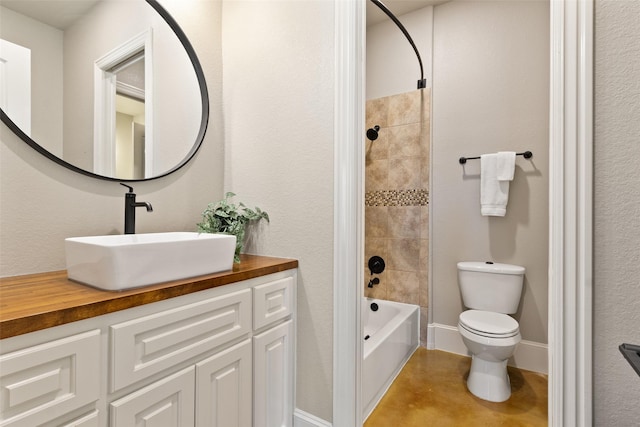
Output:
593 0 640 424
221 0 335 421
366 6 433 100
431 0 549 344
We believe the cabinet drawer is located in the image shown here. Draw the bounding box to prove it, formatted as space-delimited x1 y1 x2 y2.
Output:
253 277 294 330
111 288 251 391
0 330 100 427
110 367 195 427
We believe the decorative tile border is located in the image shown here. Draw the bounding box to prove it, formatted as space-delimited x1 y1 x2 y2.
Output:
365 189 429 207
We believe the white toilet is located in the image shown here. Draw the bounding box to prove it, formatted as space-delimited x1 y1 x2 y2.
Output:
457 261 525 402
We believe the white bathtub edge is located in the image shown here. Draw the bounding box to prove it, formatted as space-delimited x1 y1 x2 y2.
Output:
363 342 419 421
431 323 549 374
294 409 332 427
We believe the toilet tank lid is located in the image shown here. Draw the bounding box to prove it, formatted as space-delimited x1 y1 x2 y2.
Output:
457 261 525 275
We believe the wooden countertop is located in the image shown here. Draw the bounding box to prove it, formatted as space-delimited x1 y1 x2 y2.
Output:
0 254 298 340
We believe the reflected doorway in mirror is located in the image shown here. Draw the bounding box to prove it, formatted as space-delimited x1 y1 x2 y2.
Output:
94 29 153 179
0 39 31 136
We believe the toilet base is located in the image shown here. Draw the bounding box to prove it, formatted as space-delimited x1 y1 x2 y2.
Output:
466 355 512 402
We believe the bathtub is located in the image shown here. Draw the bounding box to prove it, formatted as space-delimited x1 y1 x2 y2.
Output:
362 298 419 419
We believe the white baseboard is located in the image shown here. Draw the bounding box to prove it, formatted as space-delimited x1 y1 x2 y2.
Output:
431 323 548 374
426 323 436 349
294 409 332 427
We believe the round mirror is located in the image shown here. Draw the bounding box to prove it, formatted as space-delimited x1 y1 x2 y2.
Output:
0 0 208 181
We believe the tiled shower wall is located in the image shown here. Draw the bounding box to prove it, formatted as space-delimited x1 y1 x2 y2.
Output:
364 89 430 346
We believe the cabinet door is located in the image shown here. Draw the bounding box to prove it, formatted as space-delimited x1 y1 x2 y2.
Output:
0 330 100 427
110 367 194 427
196 339 252 427
253 320 293 427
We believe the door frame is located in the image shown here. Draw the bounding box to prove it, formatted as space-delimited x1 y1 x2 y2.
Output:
332 0 594 426
93 30 153 178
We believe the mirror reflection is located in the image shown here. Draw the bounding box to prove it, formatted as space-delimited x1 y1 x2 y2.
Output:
0 0 205 180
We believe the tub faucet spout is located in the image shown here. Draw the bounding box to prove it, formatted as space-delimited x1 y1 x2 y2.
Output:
121 183 153 234
368 278 380 288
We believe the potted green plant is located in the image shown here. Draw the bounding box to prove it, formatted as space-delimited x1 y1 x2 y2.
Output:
197 192 269 263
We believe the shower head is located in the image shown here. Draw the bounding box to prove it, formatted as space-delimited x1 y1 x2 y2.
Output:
366 125 380 141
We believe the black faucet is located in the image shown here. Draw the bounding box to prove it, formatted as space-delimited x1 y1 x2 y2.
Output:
121 183 153 234
367 277 380 288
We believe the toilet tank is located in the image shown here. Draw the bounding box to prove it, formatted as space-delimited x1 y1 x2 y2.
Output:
457 262 525 314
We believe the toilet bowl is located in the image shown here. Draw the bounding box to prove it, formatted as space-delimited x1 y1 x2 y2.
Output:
457 262 525 402
458 310 521 402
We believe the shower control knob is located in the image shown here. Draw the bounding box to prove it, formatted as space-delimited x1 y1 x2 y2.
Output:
368 256 385 275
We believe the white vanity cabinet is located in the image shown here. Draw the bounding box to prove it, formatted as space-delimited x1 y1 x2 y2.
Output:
0 269 296 427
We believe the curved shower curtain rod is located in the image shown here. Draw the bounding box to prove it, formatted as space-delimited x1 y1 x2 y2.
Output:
369 0 427 89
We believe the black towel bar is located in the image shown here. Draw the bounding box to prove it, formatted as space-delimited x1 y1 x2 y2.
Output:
619 343 640 377
459 150 533 164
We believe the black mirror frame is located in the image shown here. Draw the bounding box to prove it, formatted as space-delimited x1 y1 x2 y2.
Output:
0 0 209 182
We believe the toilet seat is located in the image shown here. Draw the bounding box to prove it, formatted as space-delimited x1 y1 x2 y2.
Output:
459 310 519 338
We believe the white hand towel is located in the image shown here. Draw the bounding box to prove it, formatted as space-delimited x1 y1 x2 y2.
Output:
496 151 516 181
480 153 512 217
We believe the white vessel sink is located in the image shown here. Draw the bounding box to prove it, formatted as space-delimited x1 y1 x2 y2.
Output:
65 232 236 291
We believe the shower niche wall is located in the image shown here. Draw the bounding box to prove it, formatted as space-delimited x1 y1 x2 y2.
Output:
364 88 430 346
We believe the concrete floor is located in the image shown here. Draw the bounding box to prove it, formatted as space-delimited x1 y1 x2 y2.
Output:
364 347 548 427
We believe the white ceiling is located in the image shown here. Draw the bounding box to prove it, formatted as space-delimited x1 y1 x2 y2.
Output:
366 0 448 27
